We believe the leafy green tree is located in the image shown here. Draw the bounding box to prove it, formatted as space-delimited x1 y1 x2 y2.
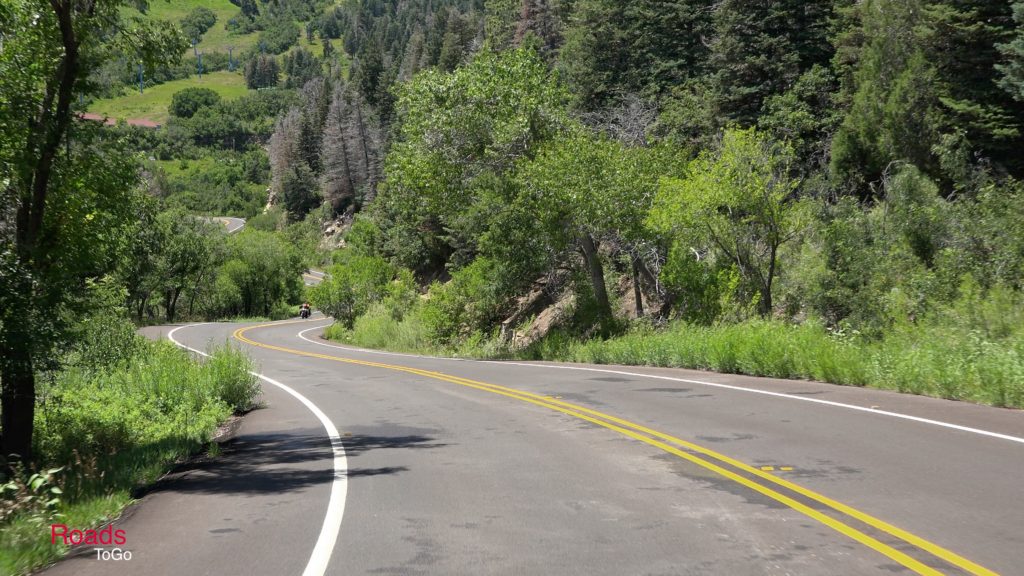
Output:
181 6 216 41
221 230 303 317
514 129 673 324
379 47 568 273
311 253 396 328
151 212 224 323
258 19 300 54
0 0 184 460
650 129 807 316
169 87 222 119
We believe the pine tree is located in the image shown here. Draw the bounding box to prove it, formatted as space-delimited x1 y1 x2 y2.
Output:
830 0 940 194
515 0 562 55
707 0 833 127
921 0 1024 176
559 0 713 109
997 1 1024 102
321 89 356 215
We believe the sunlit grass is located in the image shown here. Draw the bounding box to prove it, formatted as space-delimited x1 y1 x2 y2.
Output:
88 70 247 123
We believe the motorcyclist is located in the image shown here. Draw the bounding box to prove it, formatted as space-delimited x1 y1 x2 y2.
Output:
300 302 311 319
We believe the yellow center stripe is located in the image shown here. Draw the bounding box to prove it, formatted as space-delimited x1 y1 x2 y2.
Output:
233 322 998 576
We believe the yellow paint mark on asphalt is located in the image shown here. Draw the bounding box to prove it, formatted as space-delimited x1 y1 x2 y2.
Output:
781 466 794 471
233 322 998 576
760 466 775 471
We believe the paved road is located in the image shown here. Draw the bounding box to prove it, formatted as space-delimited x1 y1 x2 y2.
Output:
304 269 326 286
218 217 246 234
46 319 1024 575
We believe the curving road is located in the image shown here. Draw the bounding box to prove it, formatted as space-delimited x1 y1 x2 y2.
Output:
218 217 246 234
46 318 1024 576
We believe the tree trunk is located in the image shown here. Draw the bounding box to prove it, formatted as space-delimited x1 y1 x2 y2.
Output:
1 0 81 463
631 258 644 318
1 319 36 462
759 244 777 317
578 233 612 321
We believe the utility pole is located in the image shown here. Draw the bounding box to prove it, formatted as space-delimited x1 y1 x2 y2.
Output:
228 46 235 71
197 52 203 79
138 62 144 94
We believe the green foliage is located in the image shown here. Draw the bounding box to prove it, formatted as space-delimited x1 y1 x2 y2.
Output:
379 47 569 272
258 19 300 55
280 162 321 219
311 253 397 328
548 310 1024 408
997 2 1024 102
650 128 808 315
420 258 506 345
2 334 257 574
244 54 280 89
169 87 222 119
283 46 321 89
217 230 305 318
558 0 712 109
181 6 217 41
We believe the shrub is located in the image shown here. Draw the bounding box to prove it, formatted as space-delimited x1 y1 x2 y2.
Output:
170 87 222 119
180 6 217 41
420 257 505 345
311 253 395 328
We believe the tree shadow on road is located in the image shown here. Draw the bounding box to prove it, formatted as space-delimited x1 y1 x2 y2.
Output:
137 431 447 497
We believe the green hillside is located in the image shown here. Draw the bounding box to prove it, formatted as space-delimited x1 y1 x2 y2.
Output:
133 0 259 54
88 70 247 123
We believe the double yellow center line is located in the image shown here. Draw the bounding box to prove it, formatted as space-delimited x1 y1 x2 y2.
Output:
234 322 996 576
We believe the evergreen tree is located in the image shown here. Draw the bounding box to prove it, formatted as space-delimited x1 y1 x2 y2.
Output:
707 0 833 127
997 1 1024 102
514 0 562 55
283 47 322 89
559 0 713 109
921 0 1024 177
281 163 321 219
245 54 280 89
321 90 357 215
830 0 939 195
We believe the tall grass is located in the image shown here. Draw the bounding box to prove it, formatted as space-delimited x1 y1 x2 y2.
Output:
541 320 1024 408
325 302 435 354
1 340 258 575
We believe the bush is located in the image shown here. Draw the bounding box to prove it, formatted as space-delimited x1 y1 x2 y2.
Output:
181 6 217 41
311 252 395 328
169 87 222 119
257 20 299 55
420 258 506 345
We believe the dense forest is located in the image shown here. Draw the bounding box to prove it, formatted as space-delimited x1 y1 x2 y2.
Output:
2 0 1024 569
299 0 1024 409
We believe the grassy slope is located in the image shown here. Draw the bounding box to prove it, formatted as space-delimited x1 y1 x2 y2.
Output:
88 70 247 123
136 0 258 53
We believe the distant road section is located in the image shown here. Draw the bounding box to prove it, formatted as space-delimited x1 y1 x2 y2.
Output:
197 216 246 234
218 217 246 233
304 269 326 286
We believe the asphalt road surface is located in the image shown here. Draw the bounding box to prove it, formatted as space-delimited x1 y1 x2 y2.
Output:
218 217 246 234
45 318 1024 576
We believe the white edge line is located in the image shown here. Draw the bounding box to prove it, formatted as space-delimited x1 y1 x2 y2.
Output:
294 323 1024 447
168 323 347 576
